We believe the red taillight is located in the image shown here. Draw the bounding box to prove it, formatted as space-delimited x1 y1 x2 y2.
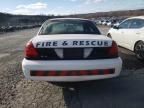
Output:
108 41 118 57
25 41 39 58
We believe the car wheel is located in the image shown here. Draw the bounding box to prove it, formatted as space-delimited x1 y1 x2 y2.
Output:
107 33 112 38
134 41 144 61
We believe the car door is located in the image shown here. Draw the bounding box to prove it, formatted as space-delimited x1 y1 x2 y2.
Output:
110 19 131 46
123 19 144 50
114 19 132 47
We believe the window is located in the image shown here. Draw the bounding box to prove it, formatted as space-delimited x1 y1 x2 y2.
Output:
39 20 101 35
119 19 132 29
129 19 144 29
50 22 84 34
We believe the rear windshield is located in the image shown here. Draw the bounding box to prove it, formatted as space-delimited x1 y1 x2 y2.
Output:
39 20 101 35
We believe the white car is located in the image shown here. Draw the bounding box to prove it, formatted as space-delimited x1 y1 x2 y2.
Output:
107 21 112 26
22 18 122 82
102 21 107 25
107 16 144 60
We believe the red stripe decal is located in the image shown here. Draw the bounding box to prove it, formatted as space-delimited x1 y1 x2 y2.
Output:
48 71 56 76
30 69 115 76
36 71 44 76
80 70 87 75
60 71 67 76
70 71 77 76
91 70 98 75
104 69 110 75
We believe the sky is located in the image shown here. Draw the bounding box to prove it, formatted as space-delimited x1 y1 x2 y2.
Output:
0 0 144 15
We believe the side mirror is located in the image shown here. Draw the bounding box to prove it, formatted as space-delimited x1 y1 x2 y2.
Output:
113 25 119 29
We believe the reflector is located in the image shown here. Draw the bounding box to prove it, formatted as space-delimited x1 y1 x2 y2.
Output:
30 69 115 76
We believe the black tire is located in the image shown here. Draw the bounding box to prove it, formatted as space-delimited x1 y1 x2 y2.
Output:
134 41 144 61
107 33 112 38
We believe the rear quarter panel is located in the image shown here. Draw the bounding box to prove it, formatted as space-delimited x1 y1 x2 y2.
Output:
131 28 144 51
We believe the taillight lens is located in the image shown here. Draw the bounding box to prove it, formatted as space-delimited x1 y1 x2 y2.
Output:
108 41 118 57
25 41 39 58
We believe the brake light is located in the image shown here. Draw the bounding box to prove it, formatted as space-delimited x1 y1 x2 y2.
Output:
108 41 118 57
25 41 39 58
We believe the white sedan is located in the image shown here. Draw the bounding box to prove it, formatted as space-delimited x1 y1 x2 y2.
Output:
22 18 122 82
107 16 144 60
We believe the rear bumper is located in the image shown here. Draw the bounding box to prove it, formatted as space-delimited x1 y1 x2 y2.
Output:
22 57 122 82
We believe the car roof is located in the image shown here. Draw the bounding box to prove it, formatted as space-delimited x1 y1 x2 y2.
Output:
127 16 144 20
48 18 92 22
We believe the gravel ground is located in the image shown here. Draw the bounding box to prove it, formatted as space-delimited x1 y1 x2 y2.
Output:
0 27 144 108
0 50 66 108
